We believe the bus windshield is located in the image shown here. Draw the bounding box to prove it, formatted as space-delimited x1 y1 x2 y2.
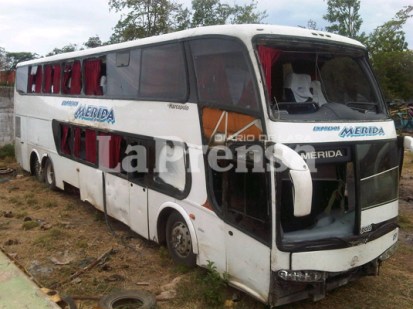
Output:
257 43 387 121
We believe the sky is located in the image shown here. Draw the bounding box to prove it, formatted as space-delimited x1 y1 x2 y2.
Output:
0 0 412 56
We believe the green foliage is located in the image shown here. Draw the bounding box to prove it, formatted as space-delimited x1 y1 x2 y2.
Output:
0 144 15 159
83 35 103 49
198 260 228 307
4 52 38 70
323 0 364 39
366 6 413 101
109 0 179 42
108 0 266 42
372 50 413 101
366 6 412 56
46 43 78 56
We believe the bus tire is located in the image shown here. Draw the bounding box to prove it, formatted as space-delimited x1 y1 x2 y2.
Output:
33 158 44 182
97 290 156 309
44 158 57 190
166 212 196 267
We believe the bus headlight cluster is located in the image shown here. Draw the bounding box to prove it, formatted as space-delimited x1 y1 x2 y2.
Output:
278 269 325 282
378 243 398 262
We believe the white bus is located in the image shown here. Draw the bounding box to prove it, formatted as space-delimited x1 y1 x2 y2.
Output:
14 24 413 306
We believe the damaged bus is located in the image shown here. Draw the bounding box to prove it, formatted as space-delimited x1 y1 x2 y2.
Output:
14 24 413 306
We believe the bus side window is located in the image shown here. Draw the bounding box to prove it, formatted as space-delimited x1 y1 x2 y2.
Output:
60 124 72 155
43 63 61 94
84 57 106 96
28 65 42 93
139 43 187 101
191 38 259 111
62 60 82 95
16 66 29 94
154 140 187 193
106 49 140 98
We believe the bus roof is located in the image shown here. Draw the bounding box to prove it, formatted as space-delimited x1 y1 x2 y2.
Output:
17 24 365 67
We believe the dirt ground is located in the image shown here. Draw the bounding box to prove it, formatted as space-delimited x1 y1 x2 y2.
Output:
0 150 413 309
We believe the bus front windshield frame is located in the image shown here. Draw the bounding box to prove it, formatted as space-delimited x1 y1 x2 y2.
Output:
255 40 388 122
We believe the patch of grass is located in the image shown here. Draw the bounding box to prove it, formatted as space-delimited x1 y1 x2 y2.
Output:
9 196 23 205
0 144 14 159
33 228 67 249
199 261 229 307
26 198 39 207
175 261 228 308
15 211 28 219
45 201 58 208
76 239 89 249
399 215 413 229
64 203 76 211
22 220 40 230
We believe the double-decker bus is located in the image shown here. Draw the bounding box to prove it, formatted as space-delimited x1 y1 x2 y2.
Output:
14 24 413 306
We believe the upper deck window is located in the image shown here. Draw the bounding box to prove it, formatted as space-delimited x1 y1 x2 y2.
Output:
191 38 259 112
140 43 187 101
107 49 141 98
62 60 82 95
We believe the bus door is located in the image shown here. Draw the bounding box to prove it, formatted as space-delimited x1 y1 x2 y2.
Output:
211 144 272 300
14 116 29 170
103 136 150 238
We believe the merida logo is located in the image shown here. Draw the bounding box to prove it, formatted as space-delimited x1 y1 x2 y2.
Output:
339 126 385 138
300 150 343 160
74 105 115 124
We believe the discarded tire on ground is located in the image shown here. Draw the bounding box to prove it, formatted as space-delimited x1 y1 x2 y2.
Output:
98 290 157 309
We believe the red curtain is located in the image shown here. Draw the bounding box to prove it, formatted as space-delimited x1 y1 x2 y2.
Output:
85 129 97 164
43 65 53 93
109 135 122 168
62 64 72 94
34 66 43 93
84 59 102 95
73 127 81 158
52 64 61 94
258 46 281 99
61 125 71 155
98 133 122 169
70 61 82 94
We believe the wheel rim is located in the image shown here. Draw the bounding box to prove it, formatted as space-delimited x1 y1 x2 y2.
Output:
170 221 192 258
46 163 54 185
34 160 42 178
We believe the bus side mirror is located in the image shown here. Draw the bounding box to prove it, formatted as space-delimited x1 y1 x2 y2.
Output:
404 136 413 152
273 144 313 217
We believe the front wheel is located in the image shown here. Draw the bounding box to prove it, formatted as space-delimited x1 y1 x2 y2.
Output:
166 212 196 267
44 158 56 190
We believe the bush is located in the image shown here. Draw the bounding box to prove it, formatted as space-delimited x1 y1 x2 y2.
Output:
0 144 15 159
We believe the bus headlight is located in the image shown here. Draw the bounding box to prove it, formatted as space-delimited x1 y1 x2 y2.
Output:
278 270 325 282
378 243 398 262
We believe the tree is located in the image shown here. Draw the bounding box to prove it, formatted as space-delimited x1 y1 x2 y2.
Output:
108 0 267 43
109 0 180 42
372 51 413 100
83 35 103 49
46 44 78 56
323 0 364 39
229 1 267 24
366 6 412 56
366 6 413 101
0 47 6 70
191 0 266 27
5 52 38 70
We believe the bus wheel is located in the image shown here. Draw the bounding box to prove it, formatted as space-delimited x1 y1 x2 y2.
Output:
33 159 44 182
44 159 56 190
166 212 196 267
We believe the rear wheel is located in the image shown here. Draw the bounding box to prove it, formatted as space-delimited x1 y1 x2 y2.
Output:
44 158 56 190
33 158 44 182
166 212 196 267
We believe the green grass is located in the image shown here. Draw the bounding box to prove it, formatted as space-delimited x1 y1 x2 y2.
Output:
0 144 14 159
